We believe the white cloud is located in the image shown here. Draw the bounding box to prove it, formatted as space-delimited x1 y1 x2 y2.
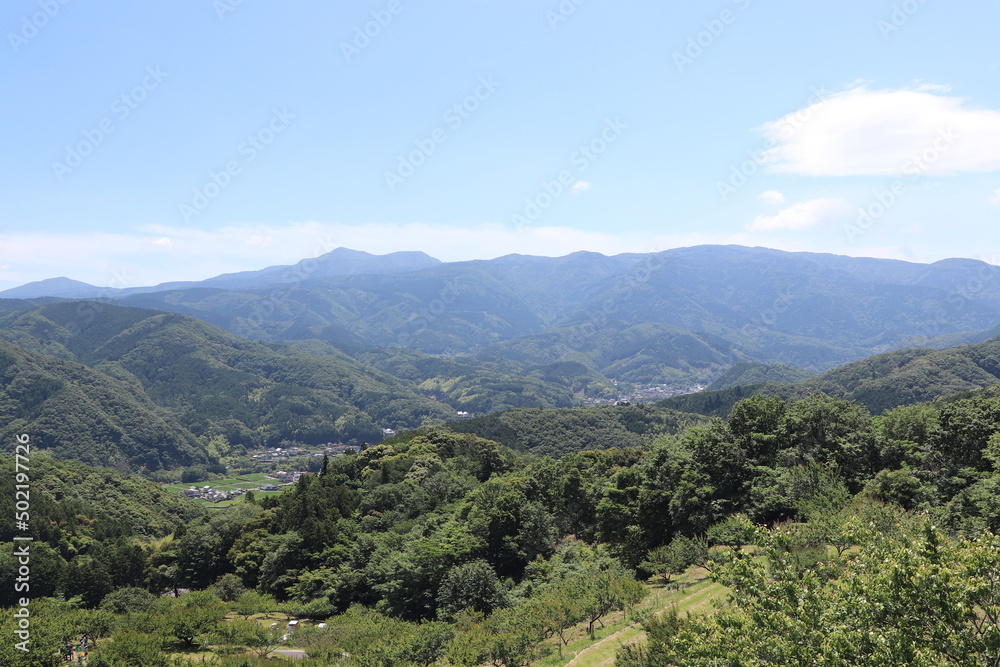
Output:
759 86 1000 176
757 190 785 205
991 188 1000 204
571 181 591 194
153 236 172 248
246 234 273 246
746 198 855 232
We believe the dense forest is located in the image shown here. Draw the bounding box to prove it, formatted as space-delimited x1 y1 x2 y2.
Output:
662 337 1000 417
6 385 1000 665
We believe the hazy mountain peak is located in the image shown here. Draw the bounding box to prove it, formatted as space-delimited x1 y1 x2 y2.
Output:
0 276 104 299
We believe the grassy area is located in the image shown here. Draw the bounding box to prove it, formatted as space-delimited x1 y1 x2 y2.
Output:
165 474 292 507
165 475 277 492
533 566 728 667
232 472 271 482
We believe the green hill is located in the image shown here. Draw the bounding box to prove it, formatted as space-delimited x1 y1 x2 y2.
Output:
0 454 203 540
706 361 815 390
0 339 207 469
443 403 706 457
662 337 1000 417
0 302 458 464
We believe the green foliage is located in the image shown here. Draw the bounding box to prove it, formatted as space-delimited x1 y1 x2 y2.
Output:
88 630 168 667
666 339 1000 418
98 587 157 614
210 573 248 602
294 606 453 666
707 361 815 390
14 361 1000 667
0 599 70 666
206 618 284 658
641 536 708 583
621 521 1000 667
436 559 508 619
0 339 206 470
232 591 277 619
159 590 228 647
0 303 459 470
449 605 549 667
446 403 705 457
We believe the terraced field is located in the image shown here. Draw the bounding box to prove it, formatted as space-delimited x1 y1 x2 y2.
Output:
535 566 728 667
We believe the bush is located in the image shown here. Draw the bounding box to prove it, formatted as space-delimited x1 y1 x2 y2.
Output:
99 587 158 614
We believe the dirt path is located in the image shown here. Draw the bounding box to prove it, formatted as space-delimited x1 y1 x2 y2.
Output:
562 579 722 667
563 626 632 667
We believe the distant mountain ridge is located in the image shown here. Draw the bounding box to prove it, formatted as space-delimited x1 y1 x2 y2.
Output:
0 276 111 299
0 247 443 298
4 245 1000 387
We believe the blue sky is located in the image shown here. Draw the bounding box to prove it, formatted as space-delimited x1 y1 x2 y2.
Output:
2 0 1000 288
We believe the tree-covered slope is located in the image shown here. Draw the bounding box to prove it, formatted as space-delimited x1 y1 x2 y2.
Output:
662 337 1000 417
351 347 618 410
443 403 706 457
0 302 457 459
0 454 203 541
0 340 207 469
706 361 815 390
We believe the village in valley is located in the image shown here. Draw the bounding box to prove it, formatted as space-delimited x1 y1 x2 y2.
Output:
170 443 362 504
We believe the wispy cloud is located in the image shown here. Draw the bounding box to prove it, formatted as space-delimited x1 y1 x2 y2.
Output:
757 190 785 205
746 198 854 231
759 86 1000 176
571 180 591 194
991 188 1000 205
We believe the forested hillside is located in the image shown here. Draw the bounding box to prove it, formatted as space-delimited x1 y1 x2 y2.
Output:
705 361 815 390
6 248 1000 665
663 336 1000 417
443 403 705 457
0 302 457 465
7 386 1000 664
10 246 1000 388
0 340 207 469
0 454 203 607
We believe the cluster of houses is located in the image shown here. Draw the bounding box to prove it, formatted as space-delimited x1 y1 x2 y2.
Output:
581 383 707 405
182 477 295 500
182 485 247 502
250 443 360 465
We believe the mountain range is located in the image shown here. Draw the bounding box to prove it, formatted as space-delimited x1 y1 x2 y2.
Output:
5 245 1000 387
4 244 1000 471
0 248 442 299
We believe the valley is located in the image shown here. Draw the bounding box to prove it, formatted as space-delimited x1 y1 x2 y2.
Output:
5 246 1000 666
8 4 999 663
